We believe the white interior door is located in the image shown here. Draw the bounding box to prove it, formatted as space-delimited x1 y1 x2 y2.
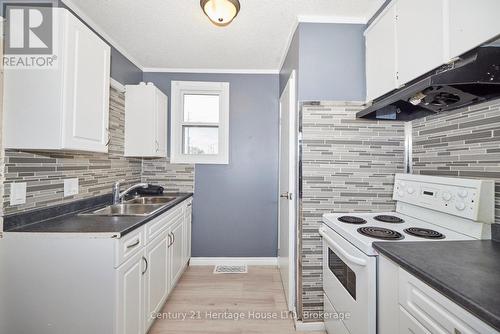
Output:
278 71 296 312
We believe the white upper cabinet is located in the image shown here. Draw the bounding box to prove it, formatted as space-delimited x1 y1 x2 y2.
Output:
365 0 500 102
448 0 500 59
4 8 111 152
365 5 398 102
395 0 446 85
124 83 168 158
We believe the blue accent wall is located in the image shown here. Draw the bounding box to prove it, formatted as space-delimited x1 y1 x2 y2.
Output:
280 22 367 102
143 73 280 257
299 23 366 101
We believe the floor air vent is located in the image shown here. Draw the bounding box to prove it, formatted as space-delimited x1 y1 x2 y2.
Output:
213 265 248 274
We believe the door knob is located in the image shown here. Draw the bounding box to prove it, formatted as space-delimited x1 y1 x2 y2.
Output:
280 192 293 200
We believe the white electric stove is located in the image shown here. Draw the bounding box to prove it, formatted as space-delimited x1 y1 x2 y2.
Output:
320 173 495 334
322 211 476 256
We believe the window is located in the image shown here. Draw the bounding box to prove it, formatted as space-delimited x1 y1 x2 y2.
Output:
171 81 229 164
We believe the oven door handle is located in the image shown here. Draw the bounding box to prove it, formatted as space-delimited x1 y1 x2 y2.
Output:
319 228 367 267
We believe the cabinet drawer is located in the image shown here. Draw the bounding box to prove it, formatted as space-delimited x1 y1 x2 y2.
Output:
323 293 350 334
115 226 145 268
398 269 497 334
145 206 183 242
399 306 431 334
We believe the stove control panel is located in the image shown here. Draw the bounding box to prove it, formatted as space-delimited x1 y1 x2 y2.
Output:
393 174 494 223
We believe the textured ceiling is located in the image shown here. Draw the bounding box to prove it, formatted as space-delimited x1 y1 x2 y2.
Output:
64 0 384 71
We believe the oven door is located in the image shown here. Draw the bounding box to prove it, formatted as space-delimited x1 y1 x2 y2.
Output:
319 226 376 334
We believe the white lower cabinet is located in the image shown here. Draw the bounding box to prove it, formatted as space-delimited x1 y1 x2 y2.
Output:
184 201 192 263
169 217 185 288
378 255 498 334
144 232 169 331
116 250 146 334
0 198 192 334
115 198 192 334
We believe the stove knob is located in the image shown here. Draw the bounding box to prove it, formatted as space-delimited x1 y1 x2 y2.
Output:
442 192 452 201
407 187 415 194
455 202 466 211
458 190 468 198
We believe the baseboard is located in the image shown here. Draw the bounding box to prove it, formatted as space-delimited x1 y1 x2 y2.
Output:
294 320 325 332
189 257 278 266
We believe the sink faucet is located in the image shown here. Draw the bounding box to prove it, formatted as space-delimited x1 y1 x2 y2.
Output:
112 180 148 204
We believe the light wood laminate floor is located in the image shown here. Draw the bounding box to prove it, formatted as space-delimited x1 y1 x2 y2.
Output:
149 266 325 334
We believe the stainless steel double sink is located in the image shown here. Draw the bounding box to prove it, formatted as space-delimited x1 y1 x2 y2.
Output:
80 196 177 217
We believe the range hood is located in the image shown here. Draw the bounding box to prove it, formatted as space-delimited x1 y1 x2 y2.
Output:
357 44 500 121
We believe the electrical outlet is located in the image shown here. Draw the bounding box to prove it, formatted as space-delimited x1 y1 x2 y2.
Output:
10 182 27 205
64 178 79 197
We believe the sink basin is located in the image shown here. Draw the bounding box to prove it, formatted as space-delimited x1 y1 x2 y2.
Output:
81 204 164 217
125 196 176 205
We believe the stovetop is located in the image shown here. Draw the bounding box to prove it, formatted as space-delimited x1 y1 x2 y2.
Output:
322 211 475 256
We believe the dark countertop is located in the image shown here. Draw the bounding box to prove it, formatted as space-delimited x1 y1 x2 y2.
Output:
5 193 193 238
373 240 500 332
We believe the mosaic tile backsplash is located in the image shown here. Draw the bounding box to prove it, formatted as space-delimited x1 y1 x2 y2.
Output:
412 98 500 224
2 87 195 217
300 102 405 319
142 158 194 193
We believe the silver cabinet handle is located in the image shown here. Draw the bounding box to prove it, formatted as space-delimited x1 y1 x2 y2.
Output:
172 232 175 244
141 256 148 275
187 203 192 207
168 233 172 248
155 140 159 152
126 239 140 249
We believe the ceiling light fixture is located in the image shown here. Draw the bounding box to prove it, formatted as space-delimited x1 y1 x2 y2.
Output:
200 0 241 27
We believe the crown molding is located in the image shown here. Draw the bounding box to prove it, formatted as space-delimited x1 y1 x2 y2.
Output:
143 67 279 74
297 15 369 24
61 0 144 70
278 13 375 72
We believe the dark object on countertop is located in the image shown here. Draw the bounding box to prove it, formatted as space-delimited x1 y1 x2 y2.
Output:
373 240 500 332
136 184 164 196
492 224 500 242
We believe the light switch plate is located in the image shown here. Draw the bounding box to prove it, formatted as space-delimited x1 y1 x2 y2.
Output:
10 182 27 205
64 178 79 197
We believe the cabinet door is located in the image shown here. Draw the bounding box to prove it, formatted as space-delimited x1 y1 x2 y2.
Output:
399 307 431 334
116 251 145 334
154 90 168 157
63 14 111 152
183 202 192 264
449 0 500 59
144 233 169 331
365 5 398 101
169 218 185 288
395 0 446 85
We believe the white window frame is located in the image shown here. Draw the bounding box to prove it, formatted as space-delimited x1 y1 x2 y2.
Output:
170 81 230 164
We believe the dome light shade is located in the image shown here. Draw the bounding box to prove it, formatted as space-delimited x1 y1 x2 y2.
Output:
200 0 240 27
